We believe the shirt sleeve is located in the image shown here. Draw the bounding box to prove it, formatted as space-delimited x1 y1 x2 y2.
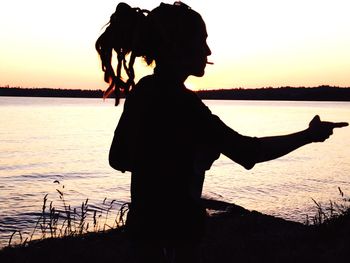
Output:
192 95 261 170
218 119 260 170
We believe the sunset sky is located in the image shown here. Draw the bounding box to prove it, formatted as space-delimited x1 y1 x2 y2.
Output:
1 0 349 90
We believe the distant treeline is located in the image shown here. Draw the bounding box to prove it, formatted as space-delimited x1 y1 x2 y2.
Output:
196 86 350 101
0 87 103 98
1 85 350 101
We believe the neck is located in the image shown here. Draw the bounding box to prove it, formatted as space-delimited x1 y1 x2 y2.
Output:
154 66 188 85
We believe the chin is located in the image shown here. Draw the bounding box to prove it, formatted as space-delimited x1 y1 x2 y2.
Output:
192 69 205 77
197 72 205 77
190 66 206 77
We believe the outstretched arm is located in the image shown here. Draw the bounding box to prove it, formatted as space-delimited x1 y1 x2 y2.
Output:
255 115 348 163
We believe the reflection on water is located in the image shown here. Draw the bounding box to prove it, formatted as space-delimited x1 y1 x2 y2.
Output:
0 97 349 247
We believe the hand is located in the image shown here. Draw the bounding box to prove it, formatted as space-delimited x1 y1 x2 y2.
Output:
308 115 348 142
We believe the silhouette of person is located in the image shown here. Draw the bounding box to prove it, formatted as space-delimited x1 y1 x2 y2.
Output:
96 2 348 262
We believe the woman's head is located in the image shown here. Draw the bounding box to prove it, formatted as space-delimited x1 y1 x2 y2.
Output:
144 2 211 76
96 2 211 103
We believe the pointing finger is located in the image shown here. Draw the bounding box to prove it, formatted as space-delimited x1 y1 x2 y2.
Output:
331 122 349 128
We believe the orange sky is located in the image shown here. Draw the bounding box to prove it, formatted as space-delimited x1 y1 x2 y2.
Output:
1 0 350 90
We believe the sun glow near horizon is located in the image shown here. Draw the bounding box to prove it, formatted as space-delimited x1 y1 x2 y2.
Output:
1 0 349 90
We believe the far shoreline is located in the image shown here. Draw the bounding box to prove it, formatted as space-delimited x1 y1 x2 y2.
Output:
1 86 350 101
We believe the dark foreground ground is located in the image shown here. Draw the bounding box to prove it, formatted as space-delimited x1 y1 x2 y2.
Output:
1 200 349 263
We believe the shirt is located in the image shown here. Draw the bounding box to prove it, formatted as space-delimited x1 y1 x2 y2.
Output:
108 74 260 241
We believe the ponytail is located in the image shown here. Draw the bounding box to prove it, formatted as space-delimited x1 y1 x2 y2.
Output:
95 3 149 105
96 2 197 106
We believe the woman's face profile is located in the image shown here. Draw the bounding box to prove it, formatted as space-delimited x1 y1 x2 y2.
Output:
178 18 211 78
156 13 211 78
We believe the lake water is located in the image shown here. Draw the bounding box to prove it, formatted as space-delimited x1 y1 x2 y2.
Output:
0 96 349 248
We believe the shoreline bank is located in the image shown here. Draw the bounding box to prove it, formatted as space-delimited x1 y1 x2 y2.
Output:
1 200 349 263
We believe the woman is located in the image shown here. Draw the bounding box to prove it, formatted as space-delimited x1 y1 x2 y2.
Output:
96 2 347 262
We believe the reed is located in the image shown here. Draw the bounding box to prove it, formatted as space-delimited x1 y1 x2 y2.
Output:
7 181 129 247
305 187 350 225
8 183 349 248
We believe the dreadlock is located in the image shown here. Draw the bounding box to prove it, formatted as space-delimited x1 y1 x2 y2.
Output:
95 3 149 105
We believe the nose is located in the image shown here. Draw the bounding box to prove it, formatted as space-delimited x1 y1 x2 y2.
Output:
205 42 212 56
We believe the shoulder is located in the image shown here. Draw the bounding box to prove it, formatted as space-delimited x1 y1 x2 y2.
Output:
135 75 154 89
131 75 155 96
183 88 213 116
125 75 154 105
183 87 199 99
